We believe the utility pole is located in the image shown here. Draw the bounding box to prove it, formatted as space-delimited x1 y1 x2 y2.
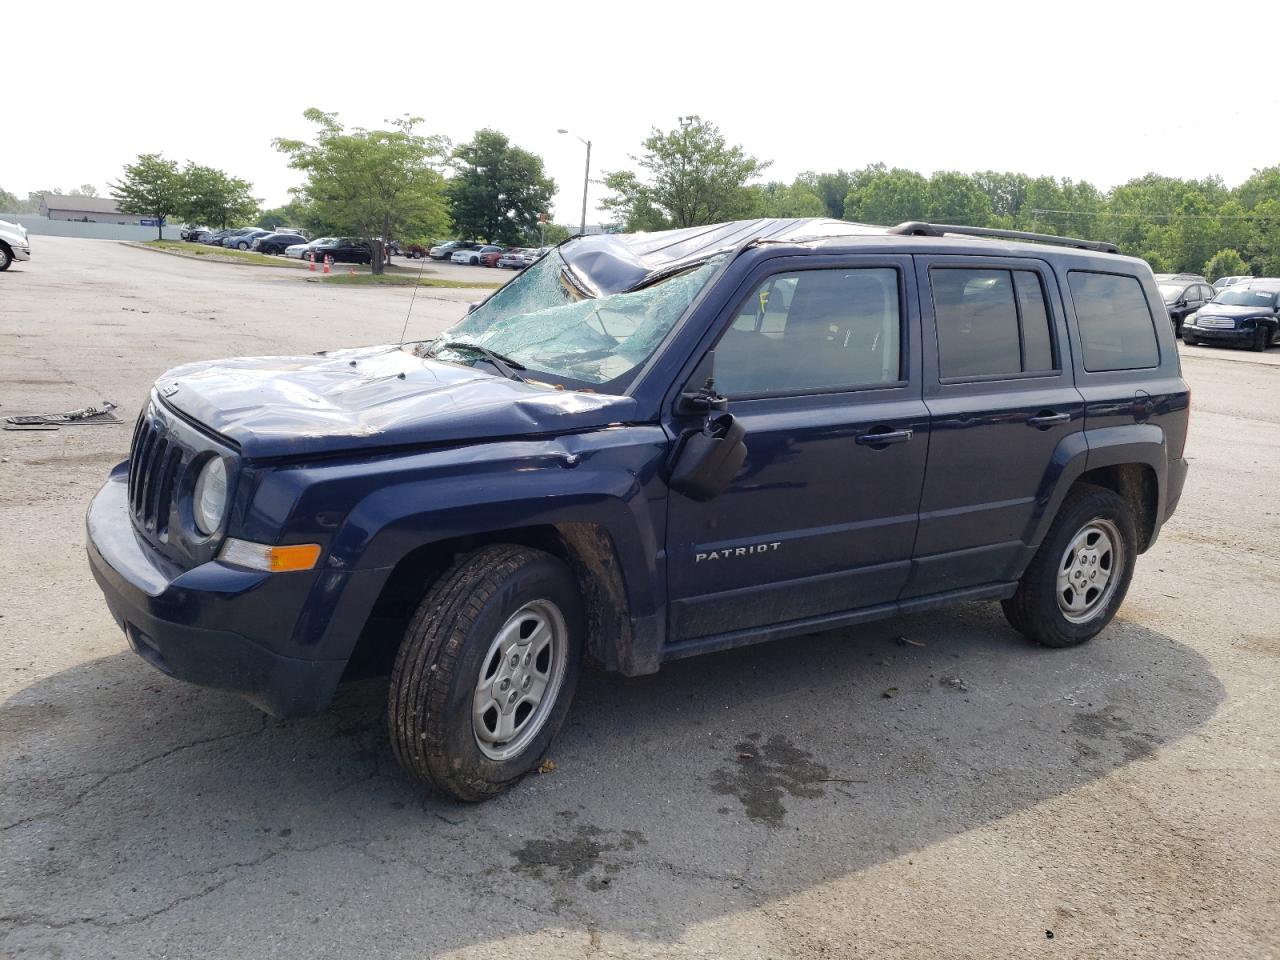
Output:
558 128 592 236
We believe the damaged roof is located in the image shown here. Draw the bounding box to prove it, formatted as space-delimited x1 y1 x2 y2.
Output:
562 218 884 296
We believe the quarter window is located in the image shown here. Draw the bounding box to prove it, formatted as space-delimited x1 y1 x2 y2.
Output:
930 268 1057 379
1068 271 1160 372
715 268 902 396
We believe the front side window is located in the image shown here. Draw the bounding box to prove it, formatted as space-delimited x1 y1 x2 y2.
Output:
931 268 1057 379
1068 271 1160 372
436 250 724 390
714 268 902 397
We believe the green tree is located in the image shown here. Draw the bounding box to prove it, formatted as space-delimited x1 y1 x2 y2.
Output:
447 129 556 245
275 109 451 274
1204 249 1249 281
749 179 825 218
923 171 994 225
540 223 573 246
258 199 316 232
0 187 19 212
178 164 259 230
602 116 769 230
111 154 183 239
843 166 928 225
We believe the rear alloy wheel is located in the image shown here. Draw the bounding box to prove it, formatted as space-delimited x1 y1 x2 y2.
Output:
388 545 583 801
1002 484 1137 648
238 241 250 250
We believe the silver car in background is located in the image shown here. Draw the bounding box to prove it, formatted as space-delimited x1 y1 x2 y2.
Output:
0 218 31 271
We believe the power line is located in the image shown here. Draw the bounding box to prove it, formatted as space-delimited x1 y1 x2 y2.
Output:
1030 208 1280 222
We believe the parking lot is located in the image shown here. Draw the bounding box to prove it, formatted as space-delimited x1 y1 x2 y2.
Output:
1 237 1277 959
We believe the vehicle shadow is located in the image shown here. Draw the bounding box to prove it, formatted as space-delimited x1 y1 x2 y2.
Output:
0 603 1222 956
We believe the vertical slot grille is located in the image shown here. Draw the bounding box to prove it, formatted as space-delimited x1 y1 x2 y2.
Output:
127 411 183 534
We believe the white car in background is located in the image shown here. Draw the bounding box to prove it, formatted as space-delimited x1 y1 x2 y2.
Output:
285 237 337 259
0 218 31 271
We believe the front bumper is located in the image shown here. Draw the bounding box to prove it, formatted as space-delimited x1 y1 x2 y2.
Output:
12 243 30 261
86 465 387 717
1184 322 1257 344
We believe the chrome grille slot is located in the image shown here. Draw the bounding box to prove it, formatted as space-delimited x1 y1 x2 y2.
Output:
127 408 186 535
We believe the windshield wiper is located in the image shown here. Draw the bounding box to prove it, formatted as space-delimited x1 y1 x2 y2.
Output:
427 340 526 381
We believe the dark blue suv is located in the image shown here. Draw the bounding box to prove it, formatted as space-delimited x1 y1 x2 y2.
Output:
87 218 1190 801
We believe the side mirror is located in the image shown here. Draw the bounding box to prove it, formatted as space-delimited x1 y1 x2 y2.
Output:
668 412 747 502
1175 298 1187 308
466 302 480 315
668 353 747 501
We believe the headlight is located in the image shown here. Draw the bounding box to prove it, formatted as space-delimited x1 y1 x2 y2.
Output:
192 458 228 535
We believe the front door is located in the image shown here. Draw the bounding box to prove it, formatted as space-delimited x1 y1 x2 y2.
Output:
665 256 930 644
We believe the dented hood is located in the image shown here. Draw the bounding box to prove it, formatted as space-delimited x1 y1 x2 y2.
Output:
157 345 638 459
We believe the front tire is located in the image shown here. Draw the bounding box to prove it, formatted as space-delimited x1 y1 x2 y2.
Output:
0 245 11 271
388 545 584 801
238 241 250 250
1182 331 1198 346
1253 325 1269 352
1002 484 1137 648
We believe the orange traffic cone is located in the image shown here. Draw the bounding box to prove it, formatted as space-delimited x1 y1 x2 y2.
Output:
308 252 315 272
323 255 331 275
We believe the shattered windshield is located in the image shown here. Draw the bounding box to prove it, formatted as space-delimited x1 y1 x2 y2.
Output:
427 250 724 390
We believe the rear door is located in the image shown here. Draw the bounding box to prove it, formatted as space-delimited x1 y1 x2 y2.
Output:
904 256 1083 596
665 255 930 644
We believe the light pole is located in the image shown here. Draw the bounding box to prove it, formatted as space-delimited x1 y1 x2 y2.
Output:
557 128 591 237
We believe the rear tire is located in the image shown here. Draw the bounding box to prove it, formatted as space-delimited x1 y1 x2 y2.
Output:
1002 484 1137 648
388 545 584 802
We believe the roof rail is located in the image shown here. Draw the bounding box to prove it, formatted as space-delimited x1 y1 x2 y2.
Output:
888 221 1120 255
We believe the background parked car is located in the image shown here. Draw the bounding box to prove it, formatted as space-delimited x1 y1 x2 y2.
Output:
284 237 337 259
253 232 307 255
479 246 513 267
452 244 503 265
204 229 235 246
1158 276 1215 337
496 248 540 269
403 243 430 259
226 229 273 250
1213 275 1252 292
180 226 210 242
429 240 478 260
309 237 372 264
1182 279 1280 351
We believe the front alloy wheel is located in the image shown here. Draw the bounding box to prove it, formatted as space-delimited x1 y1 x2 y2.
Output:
472 600 569 761
388 545 583 801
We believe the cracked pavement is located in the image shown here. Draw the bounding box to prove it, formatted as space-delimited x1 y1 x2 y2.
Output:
1 239 1277 958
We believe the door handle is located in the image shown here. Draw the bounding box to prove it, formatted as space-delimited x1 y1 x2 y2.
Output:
855 428 914 446
1027 411 1071 429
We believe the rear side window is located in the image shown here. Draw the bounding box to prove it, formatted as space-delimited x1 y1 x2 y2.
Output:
930 268 1057 379
1068 271 1160 372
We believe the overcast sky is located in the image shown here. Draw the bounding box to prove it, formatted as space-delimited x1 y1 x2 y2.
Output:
7 0 1279 224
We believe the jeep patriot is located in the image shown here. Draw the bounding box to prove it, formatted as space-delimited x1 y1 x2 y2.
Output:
86 218 1190 800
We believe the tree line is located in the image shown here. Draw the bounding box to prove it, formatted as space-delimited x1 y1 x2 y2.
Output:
603 116 1280 278
6 112 1277 278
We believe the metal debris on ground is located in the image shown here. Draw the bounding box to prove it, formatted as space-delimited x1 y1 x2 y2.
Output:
4 401 122 431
